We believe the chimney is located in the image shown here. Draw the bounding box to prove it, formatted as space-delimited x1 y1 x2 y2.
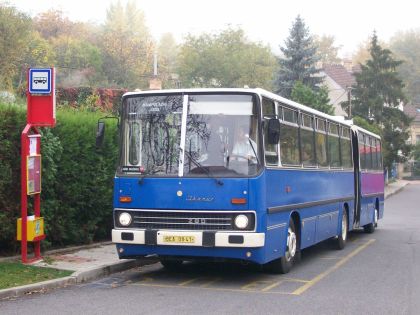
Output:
342 59 353 71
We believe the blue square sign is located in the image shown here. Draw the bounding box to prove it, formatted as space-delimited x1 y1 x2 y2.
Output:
29 68 52 94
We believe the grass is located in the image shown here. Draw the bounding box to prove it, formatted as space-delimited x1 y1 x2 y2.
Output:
0 262 73 290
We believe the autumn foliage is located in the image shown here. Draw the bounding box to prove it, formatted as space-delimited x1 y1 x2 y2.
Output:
56 87 127 113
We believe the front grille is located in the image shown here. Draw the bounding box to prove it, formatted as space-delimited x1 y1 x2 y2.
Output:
114 210 255 231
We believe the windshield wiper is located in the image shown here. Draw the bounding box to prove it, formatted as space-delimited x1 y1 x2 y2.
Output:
247 137 260 165
180 147 224 186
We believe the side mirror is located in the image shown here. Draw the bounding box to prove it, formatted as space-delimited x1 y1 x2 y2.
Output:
96 121 105 148
267 119 280 144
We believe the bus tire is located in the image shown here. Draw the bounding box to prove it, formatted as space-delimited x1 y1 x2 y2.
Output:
264 219 298 274
336 209 348 250
363 208 378 234
160 258 183 270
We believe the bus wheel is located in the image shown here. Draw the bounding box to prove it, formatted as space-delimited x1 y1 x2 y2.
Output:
160 258 183 270
336 210 348 250
264 219 298 274
364 208 378 234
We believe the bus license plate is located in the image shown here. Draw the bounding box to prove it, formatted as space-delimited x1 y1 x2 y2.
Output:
163 235 195 243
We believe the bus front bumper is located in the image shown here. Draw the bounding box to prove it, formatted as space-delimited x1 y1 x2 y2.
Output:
112 229 265 248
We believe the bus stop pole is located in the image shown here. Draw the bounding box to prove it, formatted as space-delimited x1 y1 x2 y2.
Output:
33 126 41 258
20 124 31 263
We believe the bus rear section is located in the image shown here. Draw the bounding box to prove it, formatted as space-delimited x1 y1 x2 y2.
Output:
354 128 384 232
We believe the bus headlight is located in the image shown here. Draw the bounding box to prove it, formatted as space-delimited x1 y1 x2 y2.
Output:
234 214 249 229
118 212 132 226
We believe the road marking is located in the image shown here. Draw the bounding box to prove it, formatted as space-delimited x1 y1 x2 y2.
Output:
319 256 340 260
291 239 376 295
179 277 201 286
178 277 221 287
130 282 294 295
261 280 283 292
281 277 310 283
241 280 271 290
200 277 221 288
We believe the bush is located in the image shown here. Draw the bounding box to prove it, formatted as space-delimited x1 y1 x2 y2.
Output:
0 103 118 253
56 87 126 113
0 104 25 253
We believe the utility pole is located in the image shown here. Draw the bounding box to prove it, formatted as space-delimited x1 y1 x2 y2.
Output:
149 51 162 90
347 87 352 119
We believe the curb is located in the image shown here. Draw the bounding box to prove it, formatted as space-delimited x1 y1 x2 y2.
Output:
385 182 409 199
0 257 157 300
0 241 113 263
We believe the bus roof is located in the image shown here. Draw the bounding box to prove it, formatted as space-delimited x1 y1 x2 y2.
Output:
351 125 381 140
123 87 378 133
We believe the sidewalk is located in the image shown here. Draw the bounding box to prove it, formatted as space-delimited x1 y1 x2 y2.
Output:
0 180 411 300
384 179 410 199
0 243 156 300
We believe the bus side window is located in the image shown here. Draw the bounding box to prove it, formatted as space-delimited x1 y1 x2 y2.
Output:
365 136 372 170
328 122 341 168
263 98 278 166
359 133 366 170
377 139 383 170
300 113 316 167
340 126 353 168
280 108 300 166
262 97 275 116
372 137 378 170
315 118 328 167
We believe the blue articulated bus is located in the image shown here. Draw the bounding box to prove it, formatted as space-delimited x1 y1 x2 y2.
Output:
106 88 384 273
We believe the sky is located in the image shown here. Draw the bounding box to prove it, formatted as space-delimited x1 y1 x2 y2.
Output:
8 0 420 57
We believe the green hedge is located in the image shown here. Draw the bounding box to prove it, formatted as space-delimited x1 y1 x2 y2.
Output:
0 104 118 253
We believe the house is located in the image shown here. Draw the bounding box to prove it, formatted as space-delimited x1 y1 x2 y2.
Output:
321 63 357 117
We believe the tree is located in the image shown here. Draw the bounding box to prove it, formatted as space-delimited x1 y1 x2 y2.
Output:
18 31 56 87
52 35 103 86
101 1 154 88
352 40 371 65
274 15 323 98
177 27 276 89
350 32 411 168
413 143 420 161
351 33 406 124
0 4 32 90
291 81 334 115
157 33 178 88
33 9 74 39
314 34 342 65
390 30 420 103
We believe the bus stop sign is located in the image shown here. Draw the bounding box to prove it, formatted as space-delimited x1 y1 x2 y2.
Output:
29 68 51 94
27 68 56 127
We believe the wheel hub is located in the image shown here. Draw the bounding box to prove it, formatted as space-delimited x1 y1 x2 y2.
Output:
286 228 297 261
342 213 347 240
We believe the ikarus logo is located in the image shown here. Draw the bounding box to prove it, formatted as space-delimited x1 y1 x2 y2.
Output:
186 195 214 202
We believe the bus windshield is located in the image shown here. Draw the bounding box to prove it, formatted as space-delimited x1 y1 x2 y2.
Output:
120 93 260 177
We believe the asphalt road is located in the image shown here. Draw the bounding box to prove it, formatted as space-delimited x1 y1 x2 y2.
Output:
1 183 419 315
